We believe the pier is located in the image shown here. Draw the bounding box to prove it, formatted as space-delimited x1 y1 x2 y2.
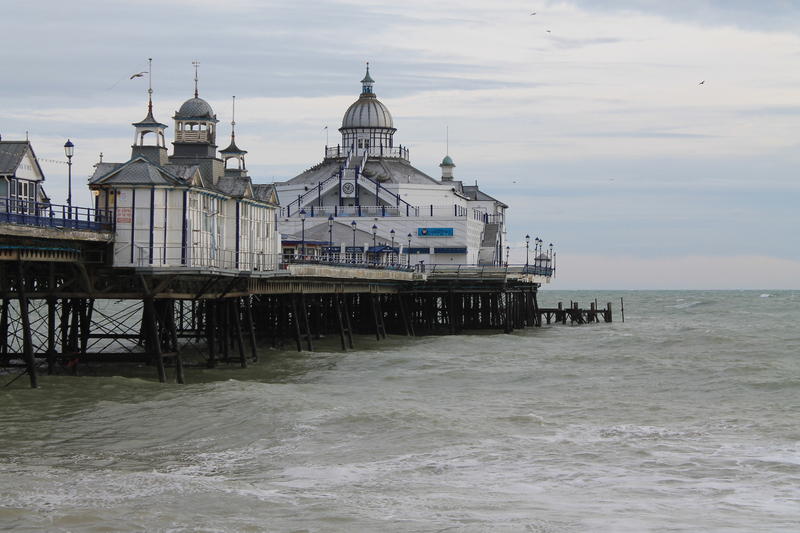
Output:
0 212 611 388
1 65 614 389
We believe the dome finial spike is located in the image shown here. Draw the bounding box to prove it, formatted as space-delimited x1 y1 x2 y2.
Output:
192 60 200 98
231 95 236 140
147 58 153 113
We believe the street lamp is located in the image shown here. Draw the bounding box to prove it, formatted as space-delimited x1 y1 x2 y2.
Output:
390 229 395 265
407 232 412 267
525 234 530 268
351 220 357 263
64 139 74 217
505 245 510 267
372 224 378 264
327 214 334 260
549 243 554 275
299 209 306 259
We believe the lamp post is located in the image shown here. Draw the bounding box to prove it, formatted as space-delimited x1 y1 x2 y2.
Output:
534 237 541 268
327 214 334 261
371 224 378 264
549 243 554 275
407 232 412 267
390 229 395 265
525 234 530 268
351 220 357 263
64 139 74 218
505 245 510 267
299 209 306 259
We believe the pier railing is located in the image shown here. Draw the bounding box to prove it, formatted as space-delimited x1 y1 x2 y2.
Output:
424 263 554 278
281 204 478 219
132 245 416 273
0 198 113 232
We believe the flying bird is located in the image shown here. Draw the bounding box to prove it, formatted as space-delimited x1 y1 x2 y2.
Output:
530 12 536 15
130 71 148 79
698 80 705 85
546 29 551 33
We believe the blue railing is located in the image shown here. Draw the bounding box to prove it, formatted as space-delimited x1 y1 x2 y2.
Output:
0 198 113 232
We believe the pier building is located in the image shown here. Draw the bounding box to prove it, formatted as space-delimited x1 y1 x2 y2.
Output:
275 65 508 267
89 87 281 269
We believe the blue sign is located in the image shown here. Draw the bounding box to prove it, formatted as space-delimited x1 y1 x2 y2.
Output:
418 227 454 237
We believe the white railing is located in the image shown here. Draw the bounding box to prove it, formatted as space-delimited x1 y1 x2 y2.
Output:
134 245 280 271
280 204 478 218
325 145 410 161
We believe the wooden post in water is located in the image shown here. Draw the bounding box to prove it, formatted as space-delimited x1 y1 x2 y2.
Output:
620 297 625 323
16 263 38 388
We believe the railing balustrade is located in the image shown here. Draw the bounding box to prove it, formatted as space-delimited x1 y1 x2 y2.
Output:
0 198 113 232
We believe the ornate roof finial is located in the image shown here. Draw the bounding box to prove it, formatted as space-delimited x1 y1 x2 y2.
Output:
231 95 236 140
192 60 200 98
147 58 154 113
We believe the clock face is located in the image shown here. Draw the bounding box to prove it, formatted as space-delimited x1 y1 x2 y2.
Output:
342 182 355 194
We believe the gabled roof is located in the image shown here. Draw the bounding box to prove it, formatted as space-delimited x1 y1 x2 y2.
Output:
89 157 187 186
252 183 279 205
0 141 45 178
462 184 509 208
215 176 252 198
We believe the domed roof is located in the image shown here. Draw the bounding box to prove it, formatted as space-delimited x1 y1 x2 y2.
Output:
175 97 216 120
341 96 394 130
440 155 455 166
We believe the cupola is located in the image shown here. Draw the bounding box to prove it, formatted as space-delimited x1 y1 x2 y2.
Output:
440 154 455 182
131 59 169 165
220 96 248 177
339 63 396 153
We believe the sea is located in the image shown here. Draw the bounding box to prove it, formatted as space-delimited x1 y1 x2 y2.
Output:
1 290 798 532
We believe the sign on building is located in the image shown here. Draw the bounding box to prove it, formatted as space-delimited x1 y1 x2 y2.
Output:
116 207 132 223
418 227 453 237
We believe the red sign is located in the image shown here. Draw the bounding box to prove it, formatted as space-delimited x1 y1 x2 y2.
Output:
116 207 132 224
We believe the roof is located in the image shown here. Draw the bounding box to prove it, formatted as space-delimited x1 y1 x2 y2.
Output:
284 157 439 187
132 104 167 128
341 95 394 130
462 185 509 208
252 183 279 205
89 157 190 186
361 65 375 84
215 176 250 198
220 136 247 154
440 155 455 166
174 97 217 121
0 141 44 177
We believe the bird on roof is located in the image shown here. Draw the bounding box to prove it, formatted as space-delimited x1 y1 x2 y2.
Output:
130 71 148 79
699 80 705 85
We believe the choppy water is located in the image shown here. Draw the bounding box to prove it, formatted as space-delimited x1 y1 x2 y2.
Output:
1 290 799 532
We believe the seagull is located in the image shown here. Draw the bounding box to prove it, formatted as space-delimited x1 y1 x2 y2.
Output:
129 71 148 79
546 29 551 33
698 80 705 85
530 12 536 15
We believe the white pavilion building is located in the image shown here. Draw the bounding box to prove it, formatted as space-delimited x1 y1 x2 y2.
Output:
89 79 281 271
275 65 507 266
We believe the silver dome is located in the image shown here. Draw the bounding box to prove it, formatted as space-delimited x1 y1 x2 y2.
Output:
341 96 394 130
175 97 216 120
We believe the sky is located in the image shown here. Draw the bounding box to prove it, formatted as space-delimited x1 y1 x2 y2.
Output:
1 0 799 289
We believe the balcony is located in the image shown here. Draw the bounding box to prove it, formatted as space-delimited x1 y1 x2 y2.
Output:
0 198 113 232
325 145 410 162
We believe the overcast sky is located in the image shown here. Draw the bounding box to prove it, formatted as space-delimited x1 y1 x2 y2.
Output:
2 0 799 289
